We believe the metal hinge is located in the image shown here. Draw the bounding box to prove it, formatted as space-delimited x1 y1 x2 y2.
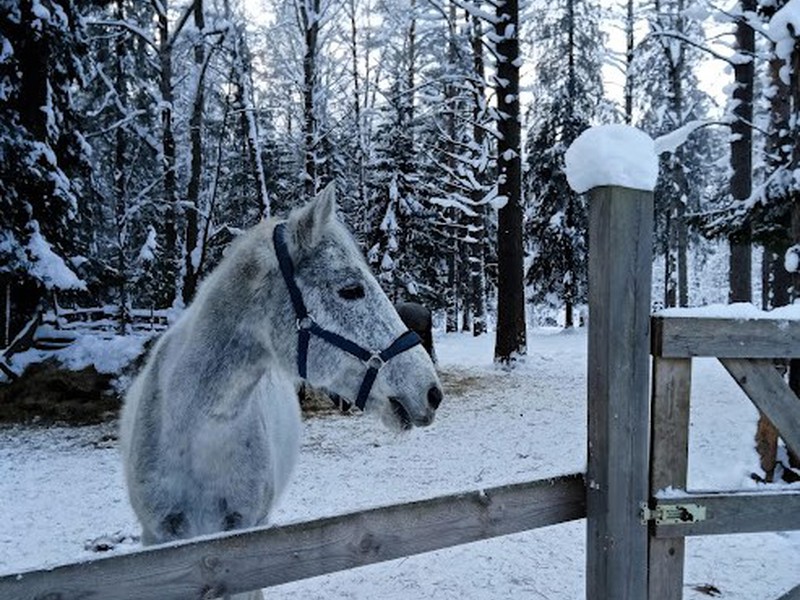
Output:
640 502 707 525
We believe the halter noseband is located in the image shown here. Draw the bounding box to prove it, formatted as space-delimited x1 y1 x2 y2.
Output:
273 222 422 411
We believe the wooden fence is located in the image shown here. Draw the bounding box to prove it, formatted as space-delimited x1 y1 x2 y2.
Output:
0 184 797 599
43 305 170 333
0 475 585 600
646 315 800 599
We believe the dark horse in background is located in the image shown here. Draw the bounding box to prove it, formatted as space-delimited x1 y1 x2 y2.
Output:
394 302 436 364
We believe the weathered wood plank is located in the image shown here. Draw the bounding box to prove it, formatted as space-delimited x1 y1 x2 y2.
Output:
720 358 800 460
654 491 800 537
777 582 800 600
0 473 585 600
647 357 692 600
652 316 800 358
586 186 653 600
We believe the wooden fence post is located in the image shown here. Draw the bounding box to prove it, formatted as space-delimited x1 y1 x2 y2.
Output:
586 185 654 600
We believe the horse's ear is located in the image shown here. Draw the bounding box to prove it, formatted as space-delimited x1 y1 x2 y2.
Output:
289 182 337 251
314 181 337 225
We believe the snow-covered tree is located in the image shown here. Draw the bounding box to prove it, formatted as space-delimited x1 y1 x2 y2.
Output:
757 0 800 307
634 0 720 307
0 0 91 340
524 0 605 327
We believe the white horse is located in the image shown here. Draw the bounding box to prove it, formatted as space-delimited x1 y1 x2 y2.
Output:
120 185 442 598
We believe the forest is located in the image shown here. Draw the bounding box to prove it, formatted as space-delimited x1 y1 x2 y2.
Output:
1 0 799 363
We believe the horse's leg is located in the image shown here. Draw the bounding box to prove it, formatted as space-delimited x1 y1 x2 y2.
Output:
139 527 158 547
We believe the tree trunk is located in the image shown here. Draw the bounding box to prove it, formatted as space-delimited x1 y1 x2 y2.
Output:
790 40 800 469
664 207 675 307
446 251 458 332
624 0 634 124
728 0 755 303
445 1 459 334
158 0 179 306
3 281 10 348
233 28 270 219
755 21 797 479
349 0 367 209
114 0 130 333
494 0 526 363
677 202 689 306
182 0 205 305
469 3 487 337
300 0 321 200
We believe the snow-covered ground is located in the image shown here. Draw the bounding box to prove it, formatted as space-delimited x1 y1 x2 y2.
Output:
1 328 798 598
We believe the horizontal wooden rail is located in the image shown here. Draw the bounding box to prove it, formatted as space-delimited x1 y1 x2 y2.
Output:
652 316 800 358
777 582 800 600
652 491 800 538
0 473 585 600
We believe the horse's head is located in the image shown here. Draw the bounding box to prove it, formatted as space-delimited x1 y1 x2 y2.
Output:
279 184 442 430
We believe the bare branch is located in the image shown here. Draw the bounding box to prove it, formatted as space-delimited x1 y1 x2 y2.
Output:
640 30 736 65
86 19 158 51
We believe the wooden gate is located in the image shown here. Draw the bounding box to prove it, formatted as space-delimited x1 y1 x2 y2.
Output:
646 314 800 599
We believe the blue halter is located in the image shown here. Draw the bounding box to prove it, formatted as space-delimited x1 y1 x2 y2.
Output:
273 222 422 411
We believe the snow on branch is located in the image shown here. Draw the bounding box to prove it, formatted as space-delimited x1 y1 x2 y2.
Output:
26 222 86 291
654 120 707 155
428 196 479 217
86 19 158 51
786 245 800 274
565 125 659 194
451 0 500 24
769 0 800 83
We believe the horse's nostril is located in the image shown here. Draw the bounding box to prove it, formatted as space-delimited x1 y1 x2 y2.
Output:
428 385 443 410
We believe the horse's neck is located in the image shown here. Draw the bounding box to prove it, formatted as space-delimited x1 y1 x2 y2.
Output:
167 267 288 419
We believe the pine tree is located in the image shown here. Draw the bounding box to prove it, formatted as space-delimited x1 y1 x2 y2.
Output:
0 0 91 340
524 0 605 327
634 0 718 307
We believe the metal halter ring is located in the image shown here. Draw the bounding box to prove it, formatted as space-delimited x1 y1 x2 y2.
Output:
296 316 314 331
365 353 386 371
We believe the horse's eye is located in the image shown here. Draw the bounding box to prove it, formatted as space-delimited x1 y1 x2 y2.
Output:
338 284 365 300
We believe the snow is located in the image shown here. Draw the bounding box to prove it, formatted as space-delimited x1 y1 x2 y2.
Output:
30 0 51 22
5 333 153 386
138 226 157 263
1 329 798 598
26 222 86 291
564 125 659 194
769 0 800 83
682 3 711 20
769 0 800 44
786 244 800 274
654 120 706 155
428 196 479 217
657 301 800 320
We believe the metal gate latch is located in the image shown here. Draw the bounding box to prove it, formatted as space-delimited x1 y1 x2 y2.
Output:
640 502 707 525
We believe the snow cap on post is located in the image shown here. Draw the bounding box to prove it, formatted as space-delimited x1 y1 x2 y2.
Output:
564 124 659 194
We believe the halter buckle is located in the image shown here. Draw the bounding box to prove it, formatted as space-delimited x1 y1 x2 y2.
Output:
296 316 314 331
365 353 385 371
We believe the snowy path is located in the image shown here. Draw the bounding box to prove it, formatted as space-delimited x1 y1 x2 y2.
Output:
0 329 798 598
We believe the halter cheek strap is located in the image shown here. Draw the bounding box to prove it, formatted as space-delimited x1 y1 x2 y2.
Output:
273 222 422 411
